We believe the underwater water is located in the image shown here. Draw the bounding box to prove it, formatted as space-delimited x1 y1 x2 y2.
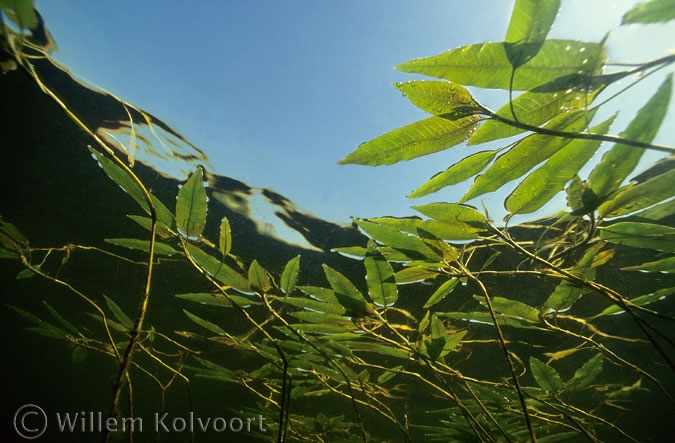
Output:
2 1 675 442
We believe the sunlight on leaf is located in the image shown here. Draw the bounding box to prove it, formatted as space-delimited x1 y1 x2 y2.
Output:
280 255 301 295
394 80 483 118
505 0 561 68
248 259 272 293
218 217 232 258
423 277 459 309
600 222 675 252
176 166 207 239
622 0 675 24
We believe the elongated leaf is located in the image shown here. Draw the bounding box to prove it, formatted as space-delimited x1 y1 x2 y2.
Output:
104 295 134 330
354 218 442 260
598 167 675 218
127 215 174 238
436 311 540 329
185 243 250 293
594 287 675 317
289 323 356 335
365 240 398 307
396 40 605 91
290 311 354 327
622 0 675 24
280 255 301 295
460 109 597 203
175 292 253 308
104 238 180 256
505 114 616 214
344 341 411 360
323 264 371 315
408 149 499 198
621 256 675 273
566 353 603 390
248 259 272 293
176 166 207 238
599 222 675 252
373 216 485 242
588 74 672 199
0 0 38 29
339 115 479 166
395 266 439 284
474 296 540 322
0 218 27 247
183 309 226 336
90 147 149 213
469 82 599 145
394 80 483 118
423 278 459 309
530 357 564 392
42 301 80 335
505 0 561 68
218 217 232 257
413 203 488 230
281 296 346 315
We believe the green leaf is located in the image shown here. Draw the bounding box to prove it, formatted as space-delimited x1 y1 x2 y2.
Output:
185 243 250 293
588 74 672 199
505 114 616 214
297 285 341 305
394 266 439 284
396 40 605 91
364 240 398 307
126 215 174 238
71 346 88 364
408 149 499 199
460 109 597 203
566 353 603 390
621 256 675 273
594 287 675 317
598 167 675 218
280 255 301 295
103 295 134 331
183 309 226 336
248 259 272 293
530 357 564 392
475 296 540 323
42 301 80 335
412 203 489 233
104 238 180 256
505 0 561 68
0 0 38 29
436 311 540 329
338 115 479 166
290 311 355 328
90 147 150 213
323 264 371 316
175 292 253 308
622 0 675 24
281 296 346 315
394 80 483 118
353 218 442 261
423 278 459 309
599 222 675 252
218 217 232 258
176 166 207 239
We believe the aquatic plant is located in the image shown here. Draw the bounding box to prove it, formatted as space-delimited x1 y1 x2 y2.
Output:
1 0 674 442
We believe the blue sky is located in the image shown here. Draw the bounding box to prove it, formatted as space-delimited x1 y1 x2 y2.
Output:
36 1 673 226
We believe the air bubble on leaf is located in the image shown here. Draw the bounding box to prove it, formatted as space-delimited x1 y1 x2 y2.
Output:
579 47 586 52
565 45 572 51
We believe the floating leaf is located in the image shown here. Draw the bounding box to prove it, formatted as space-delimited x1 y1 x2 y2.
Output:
423 278 459 309
104 238 180 256
622 0 675 24
396 40 605 91
176 166 207 239
339 115 479 166
103 295 134 331
408 149 499 199
530 357 564 392
248 259 272 293
588 74 672 200
185 243 250 293
183 309 226 336
280 255 301 295
127 215 174 238
365 240 398 307
394 80 483 118
505 114 616 215
599 222 675 252
566 353 603 390
218 217 232 258
504 0 561 68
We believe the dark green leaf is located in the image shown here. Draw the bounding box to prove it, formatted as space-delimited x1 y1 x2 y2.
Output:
566 353 603 390
338 115 479 166
599 222 675 252
185 243 250 293
176 166 207 238
280 255 301 295
475 296 540 322
42 301 80 335
104 238 180 256
396 40 605 91
545 242 605 311
621 256 675 273
323 264 371 316
103 295 134 331
71 346 88 364
530 357 564 392
90 147 149 213
622 0 675 24
423 278 459 309
505 114 616 214
175 292 253 308
248 259 272 293
394 80 483 118
594 287 675 317
365 240 398 307
588 74 672 199
183 309 226 335
436 311 540 329
505 0 561 68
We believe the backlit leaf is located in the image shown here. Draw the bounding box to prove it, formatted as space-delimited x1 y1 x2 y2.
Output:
394 80 483 118
218 217 232 257
396 40 605 91
248 259 272 293
413 203 489 232
621 256 675 273
365 240 398 307
505 114 616 214
599 222 675 252
475 296 540 322
338 115 479 166
176 166 207 239
622 0 675 24
423 278 459 309
588 74 672 199
394 266 439 284
280 255 301 295
594 287 675 317
598 167 675 218
354 218 442 260
566 353 603 390
505 0 561 68
185 243 250 293
281 296 346 315
530 357 564 392
408 149 499 199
